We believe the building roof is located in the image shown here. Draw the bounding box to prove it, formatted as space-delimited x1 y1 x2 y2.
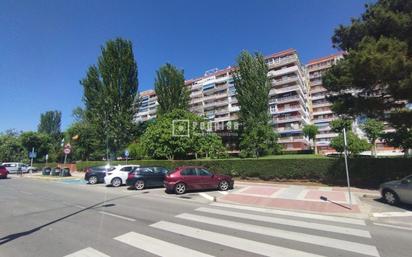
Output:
306 52 345 66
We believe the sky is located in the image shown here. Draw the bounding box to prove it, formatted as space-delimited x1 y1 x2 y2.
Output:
0 0 370 132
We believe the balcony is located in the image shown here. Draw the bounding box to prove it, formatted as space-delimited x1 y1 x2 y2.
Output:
311 94 327 100
278 136 308 144
190 91 202 97
214 100 229 107
311 86 327 94
267 55 298 69
272 76 299 86
215 109 229 115
229 106 240 112
312 109 333 116
190 97 203 104
316 132 338 139
269 85 300 96
311 101 331 108
274 115 303 124
276 126 302 133
313 117 335 123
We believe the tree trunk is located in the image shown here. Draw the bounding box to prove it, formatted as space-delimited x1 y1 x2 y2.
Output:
313 139 318 155
373 141 377 157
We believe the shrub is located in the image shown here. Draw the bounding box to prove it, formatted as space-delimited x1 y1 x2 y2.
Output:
69 157 412 188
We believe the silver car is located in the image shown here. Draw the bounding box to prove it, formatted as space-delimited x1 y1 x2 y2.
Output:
380 175 412 205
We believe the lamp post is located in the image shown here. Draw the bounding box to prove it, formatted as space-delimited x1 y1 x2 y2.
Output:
343 127 352 209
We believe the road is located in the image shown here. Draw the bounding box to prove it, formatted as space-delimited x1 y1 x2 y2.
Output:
0 177 411 257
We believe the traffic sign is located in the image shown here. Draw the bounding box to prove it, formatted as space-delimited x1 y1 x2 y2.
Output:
64 148 71 155
29 151 37 158
124 150 129 157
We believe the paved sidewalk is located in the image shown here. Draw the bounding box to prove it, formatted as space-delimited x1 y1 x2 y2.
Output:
219 181 379 215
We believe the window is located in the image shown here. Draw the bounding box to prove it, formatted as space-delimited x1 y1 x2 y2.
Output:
154 167 168 174
197 168 212 176
120 166 134 172
181 168 196 176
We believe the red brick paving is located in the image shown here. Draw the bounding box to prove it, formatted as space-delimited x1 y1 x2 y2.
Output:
221 194 360 213
305 190 347 202
241 187 279 196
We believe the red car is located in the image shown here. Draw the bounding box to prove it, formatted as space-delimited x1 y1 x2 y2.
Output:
0 165 8 179
164 166 234 194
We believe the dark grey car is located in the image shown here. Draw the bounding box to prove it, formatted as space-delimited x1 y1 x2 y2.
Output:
380 175 412 205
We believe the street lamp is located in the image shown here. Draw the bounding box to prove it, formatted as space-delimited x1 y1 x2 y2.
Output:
342 126 352 209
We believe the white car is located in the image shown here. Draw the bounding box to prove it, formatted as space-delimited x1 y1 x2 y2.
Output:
104 165 140 187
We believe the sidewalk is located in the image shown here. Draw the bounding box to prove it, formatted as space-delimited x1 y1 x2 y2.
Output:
219 181 379 216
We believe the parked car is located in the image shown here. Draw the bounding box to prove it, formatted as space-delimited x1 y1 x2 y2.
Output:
21 164 38 173
164 166 234 194
380 175 412 205
0 165 8 179
84 165 115 184
1 162 26 174
126 166 169 190
104 165 140 187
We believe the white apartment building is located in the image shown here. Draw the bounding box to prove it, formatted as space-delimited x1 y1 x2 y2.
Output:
135 49 312 151
134 89 158 122
306 53 344 154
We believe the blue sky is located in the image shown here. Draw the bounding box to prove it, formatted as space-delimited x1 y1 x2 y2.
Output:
0 0 369 132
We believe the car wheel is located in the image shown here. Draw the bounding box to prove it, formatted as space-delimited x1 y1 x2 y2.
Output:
175 182 186 194
383 190 399 205
88 176 98 185
218 180 229 191
135 180 145 190
111 177 122 187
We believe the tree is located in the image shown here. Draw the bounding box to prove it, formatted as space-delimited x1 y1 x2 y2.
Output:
81 38 139 156
361 118 385 157
239 124 279 158
140 109 226 160
0 130 25 162
330 131 370 156
194 133 228 159
19 132 52 161
38 110 61 139
323 0 412 153
233 50 278 158
66 122 99 161
303 124 319 154
154 63 189 115
127 142 146 160
330 118 353 133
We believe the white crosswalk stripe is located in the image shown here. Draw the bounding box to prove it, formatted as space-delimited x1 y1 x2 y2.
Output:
115 232 214 257
195 207 371 238
176 213 379 257
64 203 380 257
210 202 366 225
151 221 326 257
64 247 110 257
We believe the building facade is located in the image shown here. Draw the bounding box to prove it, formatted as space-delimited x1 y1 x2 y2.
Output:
134 89 158 123
306 53 344 154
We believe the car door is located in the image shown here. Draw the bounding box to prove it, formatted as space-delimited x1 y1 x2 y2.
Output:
180 168 202 190
119 166 135 183
196 168 216 189
140 167 157 186
152 167 168 186
396 175 412 204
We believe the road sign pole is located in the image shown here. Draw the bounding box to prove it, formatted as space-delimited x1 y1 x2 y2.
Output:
343 127 352 209
30 147 34 174
126 156 128 165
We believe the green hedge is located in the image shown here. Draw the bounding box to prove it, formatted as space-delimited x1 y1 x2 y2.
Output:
64 158 412 188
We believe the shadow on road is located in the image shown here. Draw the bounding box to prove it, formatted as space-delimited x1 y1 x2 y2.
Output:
0 194 132 246
373 198 412 211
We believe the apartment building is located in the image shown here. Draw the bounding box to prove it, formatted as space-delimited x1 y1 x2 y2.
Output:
306 53 344 154
134 89 158 122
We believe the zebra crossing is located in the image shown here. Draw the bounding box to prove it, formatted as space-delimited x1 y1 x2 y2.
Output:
64 202 380 257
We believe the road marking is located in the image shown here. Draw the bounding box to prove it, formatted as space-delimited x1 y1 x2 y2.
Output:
373 222 412 231
151 221 326 257
176 213 379 257
372 211 412 217
115 232 214 257
198 192 215 201
196 207 371 238
99 211 136 222
64 247 110 257
218 191 228 195
211 202 366 225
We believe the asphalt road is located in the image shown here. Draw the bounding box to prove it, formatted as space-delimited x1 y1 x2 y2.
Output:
0 177 411 257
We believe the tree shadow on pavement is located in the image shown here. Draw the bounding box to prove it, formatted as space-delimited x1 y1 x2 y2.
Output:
0 195 131 246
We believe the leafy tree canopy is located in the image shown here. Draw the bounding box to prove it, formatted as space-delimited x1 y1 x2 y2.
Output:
81 38 139 155
330 131 371 155
155 63 189 115
38 110 62 139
